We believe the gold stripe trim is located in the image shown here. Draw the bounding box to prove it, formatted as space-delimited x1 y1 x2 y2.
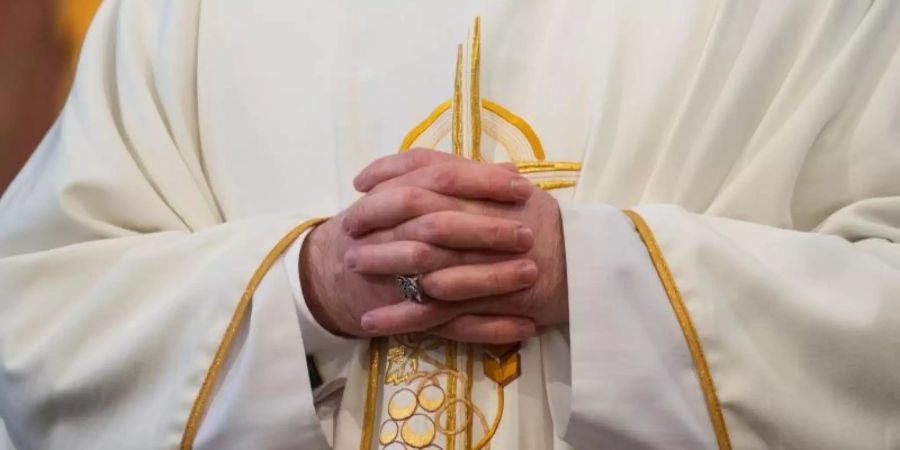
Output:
465 345 474 449
472 384 504 450
482 99 546 161
623 210 732 450
180 217 329 450
360 338 382 450
446 342 458 449
452 44 464 157
515 161 582 174
535 180 576 191
399 101 452 152
470 17 483 162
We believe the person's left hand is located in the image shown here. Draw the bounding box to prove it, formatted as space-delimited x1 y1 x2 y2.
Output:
344 149 568 342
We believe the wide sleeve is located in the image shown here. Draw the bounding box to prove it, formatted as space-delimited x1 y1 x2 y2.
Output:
0 0 343 448
544 205 716 449
623 200 900 450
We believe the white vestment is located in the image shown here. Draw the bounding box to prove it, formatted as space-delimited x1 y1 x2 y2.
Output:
1 1 899 449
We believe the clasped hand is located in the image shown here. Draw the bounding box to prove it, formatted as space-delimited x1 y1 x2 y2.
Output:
301 149 567 344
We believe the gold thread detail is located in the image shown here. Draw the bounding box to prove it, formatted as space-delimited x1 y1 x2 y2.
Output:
515 161 582 173
482 99 545 161
400 414 437 448
472 384 504 450
447 342 457 449
465 345 474 449
535 180 576 190
452 45 464 157
623 210 732 450
398 98 546 163
180 217 328 450
361 338 383 450
399 101 452 152
470 17 483 162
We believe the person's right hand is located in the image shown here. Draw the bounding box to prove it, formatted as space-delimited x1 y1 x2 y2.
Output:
300 151 540 342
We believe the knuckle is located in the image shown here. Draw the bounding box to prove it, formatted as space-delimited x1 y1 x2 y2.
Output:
432 165 459 192
406 148 432 169
399 187 426 214
422 275 449 299
418 214 443 241
485 223 506 247
488 269 504 291
341 211 360 234
409 242 431 267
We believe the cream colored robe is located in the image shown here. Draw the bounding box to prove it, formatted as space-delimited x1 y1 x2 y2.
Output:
1 1 899 449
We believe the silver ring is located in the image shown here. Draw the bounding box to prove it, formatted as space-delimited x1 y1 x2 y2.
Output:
395 274 425 303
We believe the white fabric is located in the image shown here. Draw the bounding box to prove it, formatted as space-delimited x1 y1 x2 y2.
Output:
1 0 899 449
193 247 328 450
558 205 715 449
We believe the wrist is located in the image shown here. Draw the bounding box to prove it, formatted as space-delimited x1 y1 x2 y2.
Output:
299 222 350 337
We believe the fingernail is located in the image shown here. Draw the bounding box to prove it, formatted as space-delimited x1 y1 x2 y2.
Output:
515 226 534 249
361 313 377 332
518 261 538 286
510 177 533 200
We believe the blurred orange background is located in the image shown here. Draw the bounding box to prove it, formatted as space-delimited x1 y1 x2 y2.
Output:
0 0 101 194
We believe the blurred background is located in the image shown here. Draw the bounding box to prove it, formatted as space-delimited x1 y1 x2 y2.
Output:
0 0 101 194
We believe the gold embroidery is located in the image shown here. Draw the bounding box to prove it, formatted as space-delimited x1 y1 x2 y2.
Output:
465 345 474 449
179 218 328 450
482 99 546 161
401 414 437 447
482 343 522 387
472 385 505 450
452 44 464 157
535 180 577 190
373 337 509 450
361 338 383 450
446 342 458 449
386 345 417 385
470 17 483 162
379 420 399 445
387 388 419 420
515 161 582 173
399 100 452 152
483 353 521 387
385 334 443 385
399 97 549 164
624 210 733 450
418 384 447 412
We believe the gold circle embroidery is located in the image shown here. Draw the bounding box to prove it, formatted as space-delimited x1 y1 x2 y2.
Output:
400 414 436 448
387 388 418 421
417 384 446 412
379 420 399 445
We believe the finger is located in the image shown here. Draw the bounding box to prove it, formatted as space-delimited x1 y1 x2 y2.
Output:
360 301 464 335
497 162 519 173
391 211 533 252
344 241 508 275
353 148 463 192
421 259 538 301
341 186 465 237
369 162 533 203
430 314 536 344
